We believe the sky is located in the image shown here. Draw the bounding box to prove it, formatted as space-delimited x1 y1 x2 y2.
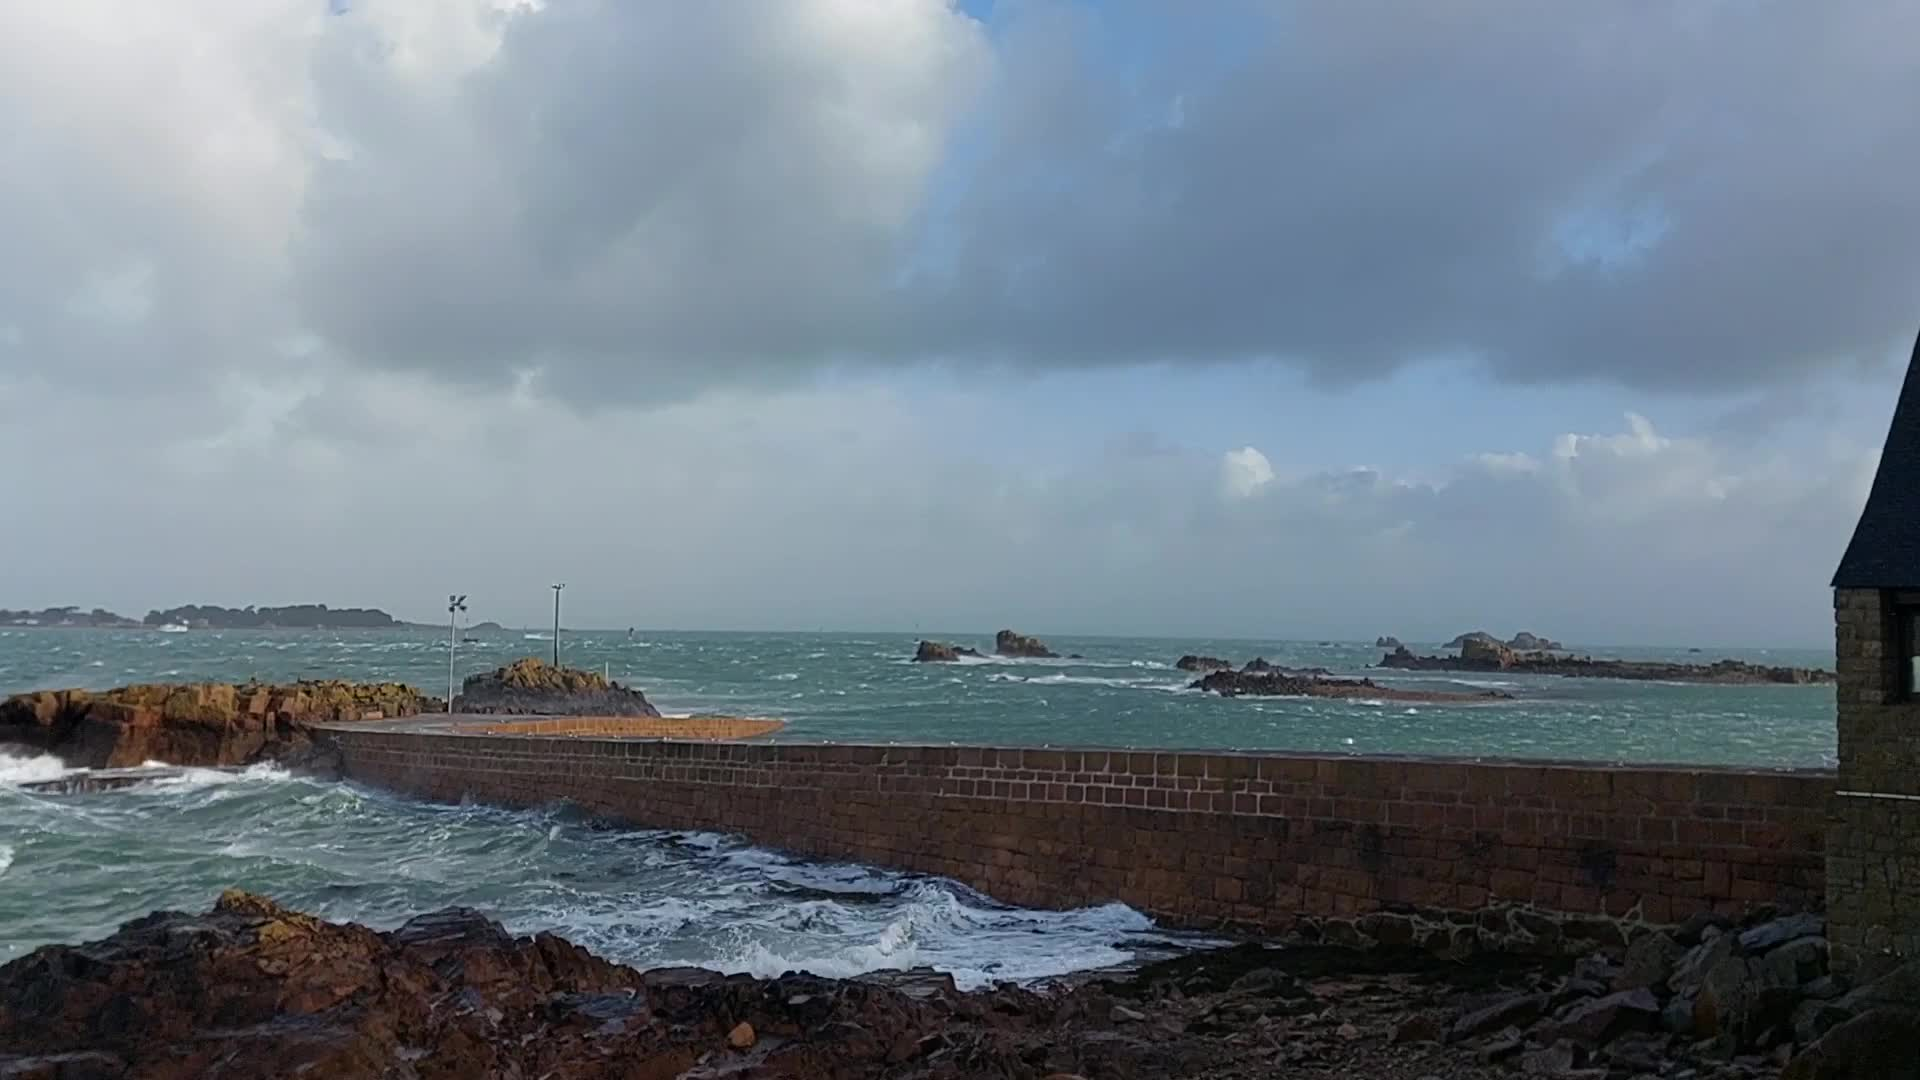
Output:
0 0 1915 646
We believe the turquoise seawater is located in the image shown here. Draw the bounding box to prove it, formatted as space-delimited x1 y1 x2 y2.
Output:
0 628 1831 978
0 627 1835 767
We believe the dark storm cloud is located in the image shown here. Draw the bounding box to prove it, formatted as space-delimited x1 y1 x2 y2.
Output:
283 0 1920 402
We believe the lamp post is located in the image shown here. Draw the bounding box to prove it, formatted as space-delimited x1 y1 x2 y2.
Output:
550 583 564 666
446 594 467 713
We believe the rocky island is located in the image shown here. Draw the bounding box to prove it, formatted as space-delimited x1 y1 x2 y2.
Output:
912 640 983 662
452 657 661 716
994 628 1057 658
0 892 1905 1080
1380 640 1836 685
1187 658 1509 704
1174 653 1233 672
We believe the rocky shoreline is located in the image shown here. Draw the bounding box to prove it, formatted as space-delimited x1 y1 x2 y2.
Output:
0 679 439 769
0 893 1908 1079
1378 642 1835 685
0 658 672 769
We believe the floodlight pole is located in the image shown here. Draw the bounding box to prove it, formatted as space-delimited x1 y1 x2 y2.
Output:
447 594 466 713
551 584 565 666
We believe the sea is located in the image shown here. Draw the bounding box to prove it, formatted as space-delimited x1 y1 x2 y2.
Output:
0 628 1836 976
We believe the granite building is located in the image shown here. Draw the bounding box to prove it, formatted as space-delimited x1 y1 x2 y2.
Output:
1830 327 1920 977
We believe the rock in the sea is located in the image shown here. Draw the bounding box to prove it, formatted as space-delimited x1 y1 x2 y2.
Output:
1506 631 1564 651
1192 668 1510 704
1375 636 1404 649
0 681 438 769
913 640 981 663
452 658 661 717
994 629 1057 658
1446 630 1503 649
1379 644 1835 685
1175 654 1233 672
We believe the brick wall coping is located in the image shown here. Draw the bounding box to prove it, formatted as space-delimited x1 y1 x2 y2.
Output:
318 716 1834 779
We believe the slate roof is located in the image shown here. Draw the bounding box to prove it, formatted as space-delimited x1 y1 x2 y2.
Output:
1834 326 1920 588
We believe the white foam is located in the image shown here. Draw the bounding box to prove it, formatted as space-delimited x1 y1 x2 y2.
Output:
0 844 13 878
0 751 77 787
133 759 291 792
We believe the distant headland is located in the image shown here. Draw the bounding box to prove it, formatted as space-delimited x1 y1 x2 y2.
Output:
1 604 430 630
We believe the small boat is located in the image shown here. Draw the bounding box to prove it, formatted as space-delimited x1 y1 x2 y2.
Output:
156 623 189 634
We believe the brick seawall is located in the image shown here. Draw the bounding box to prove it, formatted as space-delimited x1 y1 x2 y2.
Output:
326 723 1832 937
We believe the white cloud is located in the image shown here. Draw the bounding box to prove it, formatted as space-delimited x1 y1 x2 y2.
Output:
1219 446 1274 498
0 375 1872 646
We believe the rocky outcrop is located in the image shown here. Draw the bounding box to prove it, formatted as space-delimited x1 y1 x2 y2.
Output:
1379 645 1836 685
3 893 1883 1080
993 629 1057 658
452 658 660 717
1174 654 1233 672
0 681 438 769
912 640 982 663
1374 636 1403 649
1444 630 1566 652
1191 669 1510 704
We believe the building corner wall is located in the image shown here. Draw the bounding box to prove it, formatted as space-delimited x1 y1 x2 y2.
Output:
1829 587 1920 978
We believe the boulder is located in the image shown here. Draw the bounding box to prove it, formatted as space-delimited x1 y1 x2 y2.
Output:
452 658 661 717
1449 992 1550 1042
1738 913 1825 954
1783 1007 1920 1080
1615 932 1685 992
1174 654 1233 672
994 629 1057 658
1447 631 1503 649
1549 988 1660 1044
913 640 981 663
1374 636 1404 649
1507 632 1564 651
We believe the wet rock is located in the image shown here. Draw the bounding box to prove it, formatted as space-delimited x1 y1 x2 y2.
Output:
1738 914 1825 954
912 640 981 663
994 629 1057 658
1450 992 1550 1042
1476 1028 1527 1063
1174 654 1232 672
1616 932 1685 991
1109 1004 1146 1024
1374 636 1403 649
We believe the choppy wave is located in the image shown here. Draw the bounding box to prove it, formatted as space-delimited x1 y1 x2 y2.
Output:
0 764 1188 985
0 750 73 786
